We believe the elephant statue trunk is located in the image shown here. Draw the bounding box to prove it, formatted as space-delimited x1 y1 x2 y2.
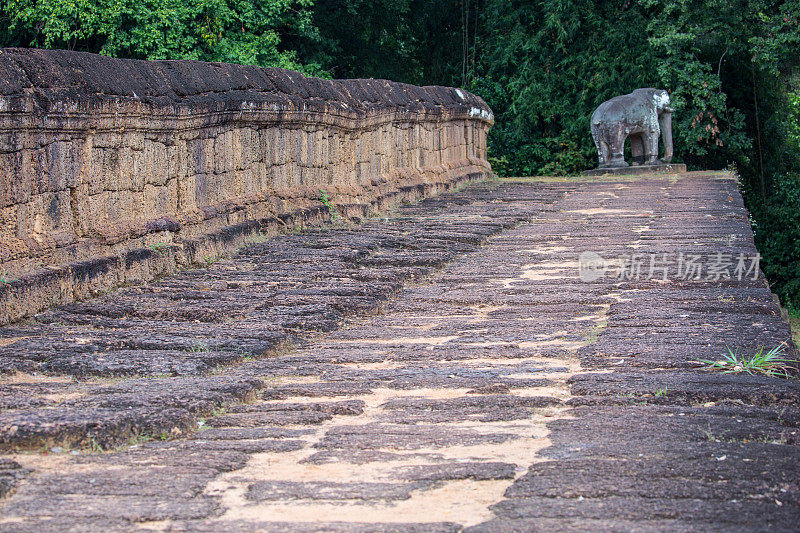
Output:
659 109 673 164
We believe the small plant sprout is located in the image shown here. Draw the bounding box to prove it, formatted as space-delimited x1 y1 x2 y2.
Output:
319 189 340 221
148 243 170 252
654 387 668 397
86 435 105 453
693 342 797 378
187 341 210 353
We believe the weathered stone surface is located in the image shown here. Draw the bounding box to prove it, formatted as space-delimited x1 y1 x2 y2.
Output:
314 423 519 450
169 521 462 533
246 480 433 502
396 462 517 481
2 494 218 520
0 518 135 533
21 467 213 497
301 450 445 465
226 400 365 416
567 370 800 406
0 48 493 324
195 427 314 440
0 183 543 450
0 459 27 499
0 173 798 531
379 395 561 423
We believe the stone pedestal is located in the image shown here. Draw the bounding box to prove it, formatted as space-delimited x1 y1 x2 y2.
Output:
581 163 686 177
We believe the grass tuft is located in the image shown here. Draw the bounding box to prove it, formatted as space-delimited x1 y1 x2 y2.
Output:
186 341 210 353
0 270 17 284
693 342 797 378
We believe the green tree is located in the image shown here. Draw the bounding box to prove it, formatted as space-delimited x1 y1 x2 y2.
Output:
642 0 800 308
0 0 324 74
292 0 467 86
642 0 800 190
472 0 657 175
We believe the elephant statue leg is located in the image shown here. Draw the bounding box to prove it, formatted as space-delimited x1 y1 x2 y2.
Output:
644 131 660 165
629 134 645 166
607 124 629 168
591 127 610 167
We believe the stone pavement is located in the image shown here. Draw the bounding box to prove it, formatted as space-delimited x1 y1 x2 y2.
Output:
0 173 798 531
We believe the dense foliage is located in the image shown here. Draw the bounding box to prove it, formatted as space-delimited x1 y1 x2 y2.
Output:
290 0 465 84
0 0 323 72
1 0 799 309
473 1 658 175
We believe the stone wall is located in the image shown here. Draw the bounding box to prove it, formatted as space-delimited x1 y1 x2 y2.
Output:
0 48 493 324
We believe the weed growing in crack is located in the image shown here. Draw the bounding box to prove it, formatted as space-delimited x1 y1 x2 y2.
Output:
584 316 608 344
113 428 185 450
148 243 170 253
693 342 797 378
232 347 258 362
319 189 341 222
654 387 668 397
186 341 210 353
245 230 272 244
210 364 229 375
282 223 305 234
210 406 227 418
125 434 155 447
86 436 105 453
778 407 787 426
625 392 648 405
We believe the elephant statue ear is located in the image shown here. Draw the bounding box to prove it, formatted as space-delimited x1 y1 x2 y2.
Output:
654 90 671 112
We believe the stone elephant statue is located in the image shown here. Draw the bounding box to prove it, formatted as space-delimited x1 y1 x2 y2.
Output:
590 88 674 168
